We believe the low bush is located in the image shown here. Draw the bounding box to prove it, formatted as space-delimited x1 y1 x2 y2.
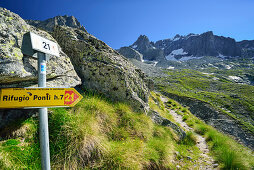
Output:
180 131 196 146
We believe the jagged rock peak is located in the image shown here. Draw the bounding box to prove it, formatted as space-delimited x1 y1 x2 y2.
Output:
136 35 150 43
202 31 213 35
26 15 87 32
174 34 181 39
130 35 151 48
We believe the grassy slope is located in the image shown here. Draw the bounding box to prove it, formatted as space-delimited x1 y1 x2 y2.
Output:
154 69 254 133
0 93 177 169
169 100 254 169
0 92 253 169
152 92 254 169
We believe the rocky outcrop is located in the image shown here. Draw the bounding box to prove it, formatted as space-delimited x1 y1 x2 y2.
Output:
118 47 143 61
237 40 254 58
26 15 150 113
26 15 87 33
155 31 241 58
0 7 81 88
162 92 254 150
52 26 150 112
130 35 166 61
123 32 252 63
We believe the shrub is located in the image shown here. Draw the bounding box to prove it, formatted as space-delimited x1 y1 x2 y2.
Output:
180 131 197 146
182 115 189 122
194 124 210 135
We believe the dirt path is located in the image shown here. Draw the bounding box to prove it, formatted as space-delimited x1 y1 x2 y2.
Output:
160 95 218 169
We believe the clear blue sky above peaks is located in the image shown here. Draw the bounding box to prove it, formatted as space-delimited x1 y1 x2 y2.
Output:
1 0 254 49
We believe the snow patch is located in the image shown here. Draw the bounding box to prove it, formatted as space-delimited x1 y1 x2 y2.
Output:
225 65 232 69
165 55 178 61
228 76 242 81
132 45 137 49
212 77 219 81
186 34 199 39
179 56 203 61
218 53 232 59
166 48 189 60
167 66 175 69
171 48 188 55
202 72 214 76
173 37 180 41
153 61 158 67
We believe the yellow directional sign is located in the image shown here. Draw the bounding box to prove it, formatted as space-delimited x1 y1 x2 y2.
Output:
0 88 83 109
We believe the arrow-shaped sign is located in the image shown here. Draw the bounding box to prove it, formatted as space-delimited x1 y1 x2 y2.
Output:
0 88 83 109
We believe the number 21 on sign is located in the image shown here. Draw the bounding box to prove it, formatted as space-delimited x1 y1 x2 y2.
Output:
64 90 79 105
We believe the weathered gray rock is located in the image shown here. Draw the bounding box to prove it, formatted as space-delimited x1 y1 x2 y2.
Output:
52 26 150 112
26 15 87 33
237 40 254 58
148 110 186 140
155 31 241 58
0 7 81 88
118 46 143 61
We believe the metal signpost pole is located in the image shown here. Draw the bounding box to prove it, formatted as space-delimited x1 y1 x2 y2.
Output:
38 52 51 170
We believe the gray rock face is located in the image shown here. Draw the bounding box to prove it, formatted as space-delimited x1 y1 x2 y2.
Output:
149 110 186 140
0 7 81 88
118 47 143 61
130 35 166 61
26 15 87 32
155 31 241 58
123 32 253 63
52 26 150 113
237 40 254 58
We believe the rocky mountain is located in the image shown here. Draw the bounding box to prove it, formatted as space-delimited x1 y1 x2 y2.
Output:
51 26 150 112
119 35 165 62
156 31 241 58
26 15 87 32
120 31 254 65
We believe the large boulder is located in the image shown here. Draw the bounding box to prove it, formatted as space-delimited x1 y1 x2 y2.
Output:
0 7 81 88
52 26 150 112
26 15 87 33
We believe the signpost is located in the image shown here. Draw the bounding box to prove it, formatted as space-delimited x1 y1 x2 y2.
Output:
30 32 60 57
0 32 82 170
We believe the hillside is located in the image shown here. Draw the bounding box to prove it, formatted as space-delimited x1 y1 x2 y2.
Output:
0 7 254 170
1 92 254 169
120 32 254 151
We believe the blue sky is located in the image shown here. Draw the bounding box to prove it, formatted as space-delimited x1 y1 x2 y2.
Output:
1 0 254 49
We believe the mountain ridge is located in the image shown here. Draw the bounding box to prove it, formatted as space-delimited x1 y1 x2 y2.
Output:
26 15 87 32
119 31 254 63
